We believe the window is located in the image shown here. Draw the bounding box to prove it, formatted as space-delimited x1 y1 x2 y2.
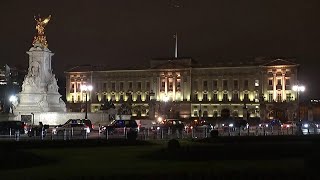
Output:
244 80 249 89
137 82 142 91
168 80 173 91
120 82 124 91
111 82 115 91
277 79 281 86
286 93 291 101
203 94 208 101
103 83 107 90
213 80 218 90
71 95 74 102
194 93 198 101
277 93 282 102
223 80 228 89
77 95 81 101
119 95 124 101
244 93 249 101
285 79 290 86
232 93 238 101
268 94 273 102
203 80 208 90
146 82 150 90
176 79 181 91
213 93 218 101
268 79 273 86
223 93 228 101
129 82 133 89
233 80 238 89
137 94 142 101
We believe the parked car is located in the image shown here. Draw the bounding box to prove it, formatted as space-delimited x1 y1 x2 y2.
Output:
158 119 184 133
281 121 297 128
0 121 27 135
52 123 90 136
60 119 94 130
101 120 138 135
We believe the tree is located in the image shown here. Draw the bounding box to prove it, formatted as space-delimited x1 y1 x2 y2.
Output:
100 99 115 111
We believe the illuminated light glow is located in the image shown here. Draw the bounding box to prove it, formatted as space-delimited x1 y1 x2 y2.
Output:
163 95 169 102
80 84 93 91
292 85 305 92
9 95 17 102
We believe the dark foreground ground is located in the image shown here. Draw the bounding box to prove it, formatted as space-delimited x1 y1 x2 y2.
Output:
1 136 320 180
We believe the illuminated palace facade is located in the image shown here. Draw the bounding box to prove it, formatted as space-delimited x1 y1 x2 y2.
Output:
65 58 299 121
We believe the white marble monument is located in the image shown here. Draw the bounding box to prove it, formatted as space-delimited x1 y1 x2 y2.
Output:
14 15 66 116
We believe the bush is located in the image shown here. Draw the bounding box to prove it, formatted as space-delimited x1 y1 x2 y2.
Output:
127 130 138 140
210 130 219 137
167 139 180 151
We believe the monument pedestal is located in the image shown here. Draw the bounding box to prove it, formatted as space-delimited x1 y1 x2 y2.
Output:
14 43 66 117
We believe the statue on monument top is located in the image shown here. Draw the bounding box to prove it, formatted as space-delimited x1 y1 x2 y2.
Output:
33 15 51 48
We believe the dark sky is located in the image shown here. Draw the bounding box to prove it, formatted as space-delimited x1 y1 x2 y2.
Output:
0 0 319 98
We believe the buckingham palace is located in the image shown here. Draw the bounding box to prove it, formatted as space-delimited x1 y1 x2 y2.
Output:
65 57 299 122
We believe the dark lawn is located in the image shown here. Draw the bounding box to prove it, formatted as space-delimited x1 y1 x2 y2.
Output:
0 137 317 180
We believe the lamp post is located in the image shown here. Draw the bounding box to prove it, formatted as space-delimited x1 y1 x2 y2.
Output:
163 95 169 118
292 85 305 121
81 85 93 119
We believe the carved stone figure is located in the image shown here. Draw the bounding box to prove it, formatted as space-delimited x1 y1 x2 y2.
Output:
33 15 51 47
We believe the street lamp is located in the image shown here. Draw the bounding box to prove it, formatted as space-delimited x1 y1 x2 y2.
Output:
292 85 305 121
81 84 93 119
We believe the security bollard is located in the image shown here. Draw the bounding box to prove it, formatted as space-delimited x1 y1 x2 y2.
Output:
17 131 20 141
41 128 44 140
123 127 126 136
63 130 66 141
9 128 12 137
51 131 54 140
308 128 310 135
147 128 149 138
125 128 127 139
176 129 179 139
287 127 289 135
85 130 88 139
191 128 194 138
71 127 74 137
106 129 109 140
34 129 36 140
144 130 147 140
161 129 163 139
292 126 294 135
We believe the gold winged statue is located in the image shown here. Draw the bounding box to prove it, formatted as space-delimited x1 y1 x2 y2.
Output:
33 15 51 48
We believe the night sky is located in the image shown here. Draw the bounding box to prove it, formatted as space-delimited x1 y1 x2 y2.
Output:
0 0 319 98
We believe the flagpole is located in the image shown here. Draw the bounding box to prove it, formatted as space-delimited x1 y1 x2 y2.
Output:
174 32 178 58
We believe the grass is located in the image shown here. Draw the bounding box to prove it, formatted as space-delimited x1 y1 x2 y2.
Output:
0 139 309 180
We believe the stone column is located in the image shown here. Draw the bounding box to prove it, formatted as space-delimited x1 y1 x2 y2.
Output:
273 73 276 101
282 73 285 101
